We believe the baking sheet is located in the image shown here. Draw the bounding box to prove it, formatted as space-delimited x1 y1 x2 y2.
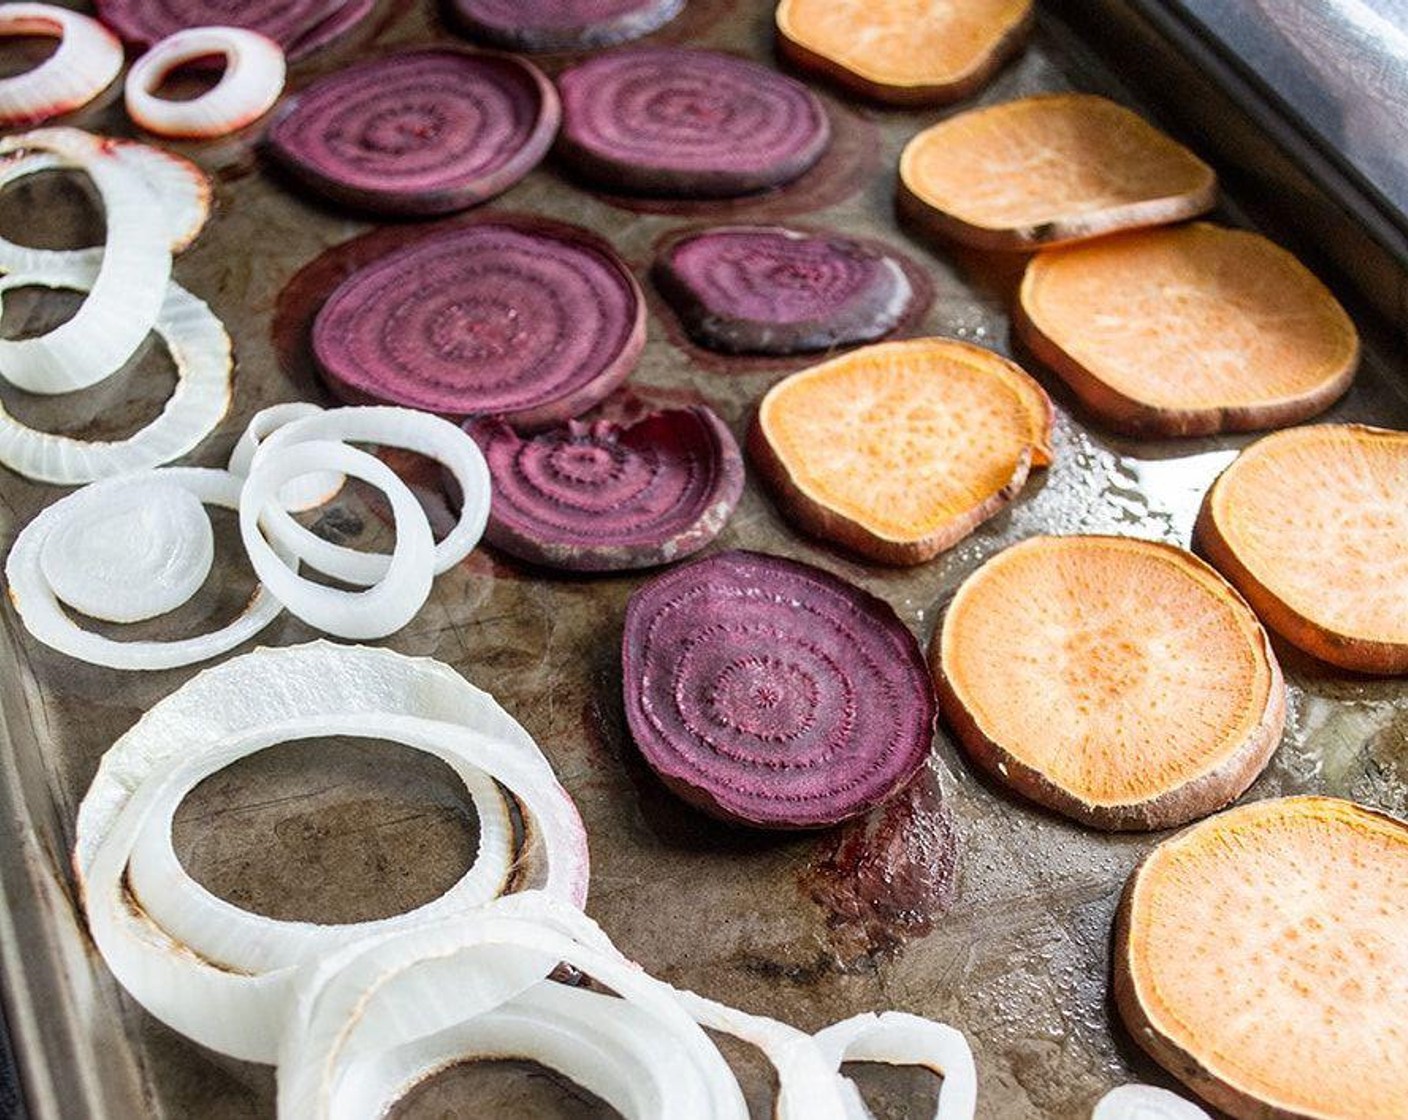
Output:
2 2 1408 1117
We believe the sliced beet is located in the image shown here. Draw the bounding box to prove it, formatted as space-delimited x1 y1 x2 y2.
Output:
654 225 915 354
556 48 830 198
450 0 684 51
96 0 372 60
265 49 559 217
466 407 743 572
312 220 645 428
622 549 935 829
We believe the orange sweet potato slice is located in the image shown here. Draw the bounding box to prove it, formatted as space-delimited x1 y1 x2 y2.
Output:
1195 424 1408 674
750 337 1053 565
1114 796 1408 1120
1016 223 1359 437
933 535 1284 830
775 0 1032 106
898 93 1216 250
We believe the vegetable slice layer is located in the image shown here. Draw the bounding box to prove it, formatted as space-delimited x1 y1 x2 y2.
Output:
1115 796 1408 1120
775 0 1031 105
935 536 1284 830
898 94 1216 249
622 549 935 828
97 0 372 60
751 338 1053 565
450 0 683 51
1195 424 1408 673
1016 224 1358 436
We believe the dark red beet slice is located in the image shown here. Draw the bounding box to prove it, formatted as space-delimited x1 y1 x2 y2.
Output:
465 407 743 572
556 48 831 198
450 0 684 51
96 0 372 60
654 225 915 354
622 549 935 829
265 49 559 217
312 220 645 428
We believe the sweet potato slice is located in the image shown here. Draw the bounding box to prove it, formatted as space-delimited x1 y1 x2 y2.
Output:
897 94 1216 250
749 338 1052 565
1114 796 1408 1120
775 0 1032 106
1016 223 1358 437
1195 424 1408 674
934 536 1283 830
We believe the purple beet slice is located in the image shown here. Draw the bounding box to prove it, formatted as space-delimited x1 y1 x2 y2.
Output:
622 549 936 828
555 48 831 198
654 226 915 354
312 220 645 428
450 0 684 51
96 0 372 60
266 49 559 217
466 407 744 572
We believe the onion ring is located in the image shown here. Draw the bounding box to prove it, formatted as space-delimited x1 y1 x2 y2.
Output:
75 642 590 1063
0 262 231 485
1092 1085 1211 1119
0 128 171 395
5 467 292 670
0 4 123 128
126 27 286 140
238 440 434 639
813 1013 978 1120
228 402 344 512
251 405 490 583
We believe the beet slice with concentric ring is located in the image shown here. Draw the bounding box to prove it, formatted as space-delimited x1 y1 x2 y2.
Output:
312 220 645 428
654 225 914 354
450 0 684 51
556 47 830 198
97 0 371 60
622 549 935 829
466 406 743 572
266 48 559 217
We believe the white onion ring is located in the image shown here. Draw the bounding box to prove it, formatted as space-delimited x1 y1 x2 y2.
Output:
239 440 434 639
75 643 590 1063
278 896 747 1119
0 128 171 395
0 4 122 128
5 467 291 670
228 402 344 511
252 405 491 582
0 141 210 266
126 27 286 140
813 1013 978 1120
1092 1085 1212 1119
0 262 231 484
38 480 213 622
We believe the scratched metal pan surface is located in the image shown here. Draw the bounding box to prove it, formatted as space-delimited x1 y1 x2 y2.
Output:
1 2 1407 1118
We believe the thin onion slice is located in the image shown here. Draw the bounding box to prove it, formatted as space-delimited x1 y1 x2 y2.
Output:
1092 1085 1211 1120
0 4 123 128
38 480 213 622
0 140 210 267
5 467 291 670
126 27 286 140
75 643 590 1064
0 128 171 395
0 262 231 485
239 440 434 640
251 405 490 582
228 402 344 512
813 1013 978 1120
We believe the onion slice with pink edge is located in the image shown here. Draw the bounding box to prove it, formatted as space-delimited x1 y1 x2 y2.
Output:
5 468 292 670
622 548 936 828
96 0 373 61
466 406 743 572
0 128 171 395
0 4 123 128
0 261 231 485
312 221 643 427
266 49 559 216
126 27 286 140
75 642 590 1064
1091 1085 1211 1120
